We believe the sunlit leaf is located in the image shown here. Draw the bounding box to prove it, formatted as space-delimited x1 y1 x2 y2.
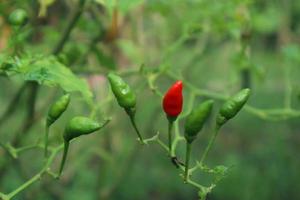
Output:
0 54 93 104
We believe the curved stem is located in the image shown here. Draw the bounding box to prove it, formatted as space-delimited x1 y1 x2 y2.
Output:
44 125 50 157
58 141 69 178
0 144 64 199
200 125 221 165
0 193 9 200
16 144 39 153
184 142 192 182
7 173 41 199
128 114 145 144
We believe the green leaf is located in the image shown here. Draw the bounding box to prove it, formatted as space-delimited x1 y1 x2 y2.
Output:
1 54 93 104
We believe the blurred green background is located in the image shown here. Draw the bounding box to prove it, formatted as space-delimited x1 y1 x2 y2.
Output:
1 0 300 199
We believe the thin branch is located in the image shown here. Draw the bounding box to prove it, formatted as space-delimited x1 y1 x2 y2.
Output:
52 0 86 55
0 144 63 200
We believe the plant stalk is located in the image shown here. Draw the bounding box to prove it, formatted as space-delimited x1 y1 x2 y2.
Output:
58 140 69 178
200 125 221 164
129 114 145 144
184 142 192 182
52 0 86 55
168 120 174 157
44 125 50 157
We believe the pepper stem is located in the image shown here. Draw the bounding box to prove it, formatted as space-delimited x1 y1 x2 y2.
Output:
44 124 50 157
166 115 176 156
184 142 192 182
58 140 69 178
168 120 173 157
128 114 145 144
199 124 221 165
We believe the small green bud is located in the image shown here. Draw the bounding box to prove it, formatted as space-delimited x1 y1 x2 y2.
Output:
217 88 251 126
47 94 70 126
8 9 28 26
184 100 214 143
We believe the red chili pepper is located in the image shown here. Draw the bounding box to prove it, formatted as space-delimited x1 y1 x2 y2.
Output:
162 81 183 118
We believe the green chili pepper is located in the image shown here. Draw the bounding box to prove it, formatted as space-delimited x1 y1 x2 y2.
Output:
217 88 250 126
199 89 251 165
184 100 214 144
184 100 214 182
58 117 109 177
63 116 102 142
47 94 70 126
107 73 136 115
8 9 28 26
45 94 70 157
107 73 144 143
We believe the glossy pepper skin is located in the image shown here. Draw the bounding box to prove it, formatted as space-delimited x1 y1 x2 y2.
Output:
47 94 70 126
63 116 102 142
163 81 183 118
45 93 70 157
107 73 145 143
217 88 251 126
8 9 28 26
58 116 105 177
108 73 136 114
184 100 214 143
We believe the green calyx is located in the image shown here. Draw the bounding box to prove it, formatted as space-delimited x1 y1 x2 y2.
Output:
167 115 178 124
217 88 251 126
184 100 214 143
107 73 136 110
47 94 71 126
63 116 102 142
8 9 28 26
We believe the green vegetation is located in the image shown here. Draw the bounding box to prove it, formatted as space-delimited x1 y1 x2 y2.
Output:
0 0 300 199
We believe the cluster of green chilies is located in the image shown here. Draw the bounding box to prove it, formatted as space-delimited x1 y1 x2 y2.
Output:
6 7 109 179
43 73 250 182
44 94 108 178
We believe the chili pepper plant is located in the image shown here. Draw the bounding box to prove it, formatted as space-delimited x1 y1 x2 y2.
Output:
0 1 299 200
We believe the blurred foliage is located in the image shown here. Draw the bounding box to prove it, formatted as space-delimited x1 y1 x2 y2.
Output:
0 0 300 199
